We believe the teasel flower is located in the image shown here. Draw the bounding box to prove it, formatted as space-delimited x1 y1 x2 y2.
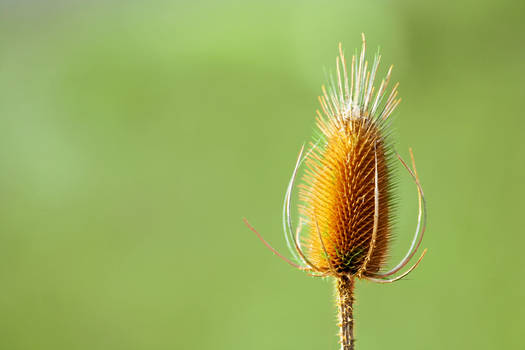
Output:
244 34 427 350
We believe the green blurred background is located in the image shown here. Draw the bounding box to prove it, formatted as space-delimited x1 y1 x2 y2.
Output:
1 0 524 349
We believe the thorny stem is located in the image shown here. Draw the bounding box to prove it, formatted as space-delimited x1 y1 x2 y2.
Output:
337 275 355 350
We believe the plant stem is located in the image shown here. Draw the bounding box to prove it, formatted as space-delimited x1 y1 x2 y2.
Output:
337 275 355 350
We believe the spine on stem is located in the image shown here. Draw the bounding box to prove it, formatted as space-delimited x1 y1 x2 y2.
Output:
337 276 355 350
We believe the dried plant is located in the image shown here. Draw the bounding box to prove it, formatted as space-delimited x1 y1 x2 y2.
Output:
244 34 427 350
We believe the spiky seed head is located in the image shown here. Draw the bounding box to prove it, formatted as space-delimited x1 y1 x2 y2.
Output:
297 34 400 277
244 33 427 350
246 34 426 282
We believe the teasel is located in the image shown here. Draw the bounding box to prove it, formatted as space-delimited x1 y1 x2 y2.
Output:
244 34 427 350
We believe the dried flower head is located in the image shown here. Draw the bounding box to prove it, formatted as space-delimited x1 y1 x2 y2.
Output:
244 34 427 350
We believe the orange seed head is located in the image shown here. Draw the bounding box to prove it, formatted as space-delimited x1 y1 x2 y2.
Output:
295 35 401 277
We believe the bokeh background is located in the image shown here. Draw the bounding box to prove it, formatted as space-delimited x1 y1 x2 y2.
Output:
1 0 524 349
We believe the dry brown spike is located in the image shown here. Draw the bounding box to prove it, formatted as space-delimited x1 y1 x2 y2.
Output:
244 33 428 350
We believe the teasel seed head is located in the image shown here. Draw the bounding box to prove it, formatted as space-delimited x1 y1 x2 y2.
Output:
244 33 428 350
244 33 426 281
